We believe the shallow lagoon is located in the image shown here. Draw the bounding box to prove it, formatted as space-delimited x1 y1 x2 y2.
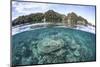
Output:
12 27 96 65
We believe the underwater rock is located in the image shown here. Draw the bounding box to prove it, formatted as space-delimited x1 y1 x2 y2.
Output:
31 41 38 45
21 56 33 65
52 56 65 63
66 54 77 62
70 44 80 50
54 49 66 56
38 55 53 64
74 50 80 56
37 37 64 54
69 40 77 49
38 56 46 64
31 45 39 59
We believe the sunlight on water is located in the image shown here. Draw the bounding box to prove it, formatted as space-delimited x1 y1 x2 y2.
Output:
12 27 96 65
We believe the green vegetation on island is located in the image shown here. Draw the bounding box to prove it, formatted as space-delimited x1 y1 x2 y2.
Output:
12 10 89 27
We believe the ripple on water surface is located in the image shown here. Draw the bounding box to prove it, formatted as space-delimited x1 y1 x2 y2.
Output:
12 27 96 65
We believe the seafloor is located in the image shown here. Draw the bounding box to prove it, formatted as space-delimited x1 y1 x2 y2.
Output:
12 27 96 65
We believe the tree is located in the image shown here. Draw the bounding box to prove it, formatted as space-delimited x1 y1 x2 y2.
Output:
12 13 44 26
44 10 62 23
29 13 44 23
67 12 78 27
78 16 88 26
12 10 88 27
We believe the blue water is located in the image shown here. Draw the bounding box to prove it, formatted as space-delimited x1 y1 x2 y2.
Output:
12 27 96 65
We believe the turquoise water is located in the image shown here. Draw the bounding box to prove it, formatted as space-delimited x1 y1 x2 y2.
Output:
12 27 96 65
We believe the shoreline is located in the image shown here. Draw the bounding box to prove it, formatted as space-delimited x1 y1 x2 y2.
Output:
12 23 95 35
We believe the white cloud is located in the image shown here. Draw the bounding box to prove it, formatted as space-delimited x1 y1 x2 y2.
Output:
13 2 50 13
12 1 51 20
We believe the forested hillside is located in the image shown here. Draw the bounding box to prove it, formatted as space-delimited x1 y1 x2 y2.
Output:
12 10 89 27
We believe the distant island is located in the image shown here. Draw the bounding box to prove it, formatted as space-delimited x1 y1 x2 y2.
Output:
12 10 94 27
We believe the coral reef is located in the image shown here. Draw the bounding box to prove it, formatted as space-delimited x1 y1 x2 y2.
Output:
12 27 96 65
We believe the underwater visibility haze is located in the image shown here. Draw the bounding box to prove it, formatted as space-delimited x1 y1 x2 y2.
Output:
12 27 96 65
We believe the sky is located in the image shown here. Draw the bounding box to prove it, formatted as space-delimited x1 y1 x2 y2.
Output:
12 1 96 25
